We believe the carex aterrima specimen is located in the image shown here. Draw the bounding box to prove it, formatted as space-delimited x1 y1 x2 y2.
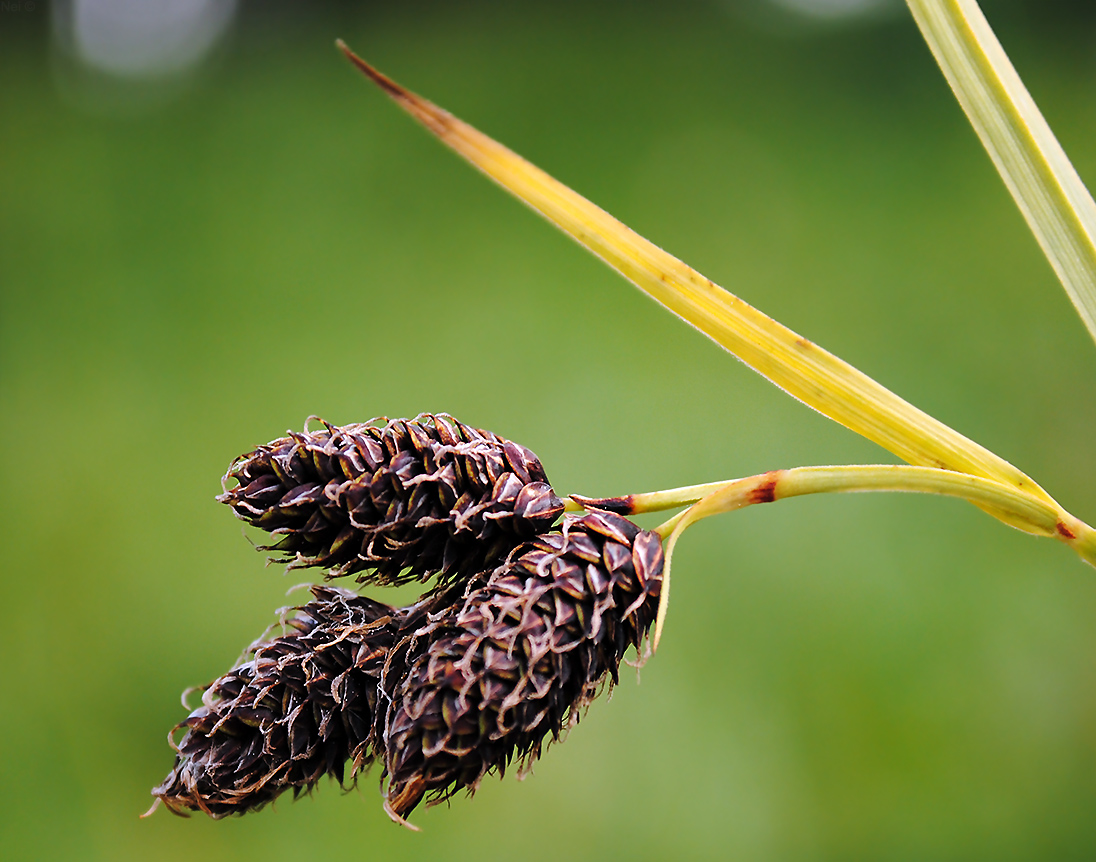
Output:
218 414 564 586
152 420 664 824
378 510 664 822
151 586 399 818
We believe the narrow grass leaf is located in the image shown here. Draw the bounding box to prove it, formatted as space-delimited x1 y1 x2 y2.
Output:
907 0 1096 345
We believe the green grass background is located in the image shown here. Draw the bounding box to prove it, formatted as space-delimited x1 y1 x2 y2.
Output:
3 1 1096 858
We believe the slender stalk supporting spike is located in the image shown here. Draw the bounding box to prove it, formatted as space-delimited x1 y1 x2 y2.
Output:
570 481 737 516
649 465 1096 649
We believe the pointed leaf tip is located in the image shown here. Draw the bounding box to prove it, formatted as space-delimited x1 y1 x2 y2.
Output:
336 40 408 103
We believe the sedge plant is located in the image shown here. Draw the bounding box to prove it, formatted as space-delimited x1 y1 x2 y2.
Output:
150 0 1096 826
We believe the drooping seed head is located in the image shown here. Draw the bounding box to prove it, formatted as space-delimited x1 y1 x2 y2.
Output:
151 586 398 818
218 414 564 586
378 510 663 822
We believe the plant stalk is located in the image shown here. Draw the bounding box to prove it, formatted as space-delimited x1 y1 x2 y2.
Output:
647 465 1096 648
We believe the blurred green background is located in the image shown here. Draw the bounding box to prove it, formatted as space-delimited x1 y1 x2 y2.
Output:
3 0 1096 859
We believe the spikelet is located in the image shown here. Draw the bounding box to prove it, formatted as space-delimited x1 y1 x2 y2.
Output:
151 586 398 817
378 511 664 821
218 414 564 586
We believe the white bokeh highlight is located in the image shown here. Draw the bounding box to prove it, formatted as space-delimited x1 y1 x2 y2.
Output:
57 0 236 78
768 0 891 19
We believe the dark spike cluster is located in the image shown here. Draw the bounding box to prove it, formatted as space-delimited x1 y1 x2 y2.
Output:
379 510 664 820
152 586 399 818
154 414 664 825
217 414 564 586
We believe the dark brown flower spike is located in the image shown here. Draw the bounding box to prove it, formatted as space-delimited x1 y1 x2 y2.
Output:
378 510 664 823
150 586 399 818
218 414 564 587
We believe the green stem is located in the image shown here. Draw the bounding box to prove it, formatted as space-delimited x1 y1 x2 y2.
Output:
576 468 1084 542
566 481 729 515
643 465 1096 649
